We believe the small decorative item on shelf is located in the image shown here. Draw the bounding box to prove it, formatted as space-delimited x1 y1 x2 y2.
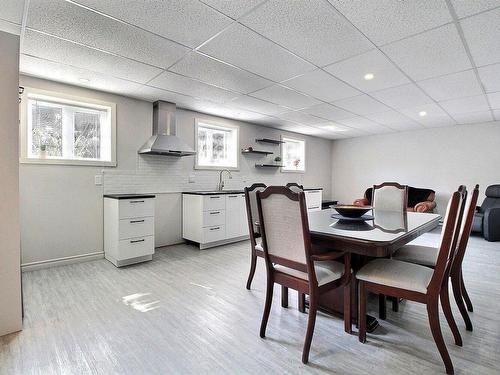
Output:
39 144 47 159
274 156 281 164
247 146 253 151
293 158 300 169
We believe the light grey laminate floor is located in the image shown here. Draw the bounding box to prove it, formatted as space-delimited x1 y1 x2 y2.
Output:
1 229 499 375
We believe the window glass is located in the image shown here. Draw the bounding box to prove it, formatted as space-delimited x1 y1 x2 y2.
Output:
196 121 238 169
282 137 305 172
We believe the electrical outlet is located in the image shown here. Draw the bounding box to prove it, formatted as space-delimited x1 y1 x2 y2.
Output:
94 175 103 186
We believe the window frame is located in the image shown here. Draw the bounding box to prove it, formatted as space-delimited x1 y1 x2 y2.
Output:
20 87 117 167
281 135 306 173
194 118 240 171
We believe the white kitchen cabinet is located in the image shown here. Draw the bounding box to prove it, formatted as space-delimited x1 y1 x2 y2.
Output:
104 194 156 267
182 192 249 249
304 189 323 212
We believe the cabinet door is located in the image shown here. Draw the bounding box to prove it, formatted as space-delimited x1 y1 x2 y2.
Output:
225 194 242 239
239 194 249 236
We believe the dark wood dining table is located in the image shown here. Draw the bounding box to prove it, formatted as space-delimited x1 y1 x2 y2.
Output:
307 209 441 331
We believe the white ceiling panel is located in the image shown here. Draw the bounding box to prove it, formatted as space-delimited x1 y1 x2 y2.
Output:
337 116 392 134
478 63 500 93
188 101 269 122
300 103 355 122
439 95 490 114
487 92 500 109
27 0 189 69
0 0 25 24
240 0 372 66
461 8 500 67
332 0 452 46
400 103 456 127
282 69 361 102
418 70 484 101
199 24 315 82
250 85 321 110
22 30 162 84
200 0 265 19
0 19 21 35
324 49 410 92
452 111 494 124
135 85 196 106
169 52 272 94
149 71 238 104
451 0 500 18
332 94 391 115
279 111 325 126
372 83 434 109
365 110 423 131
72 0 232 48
382 24 472 81
494 110 500 120
229 95 288 116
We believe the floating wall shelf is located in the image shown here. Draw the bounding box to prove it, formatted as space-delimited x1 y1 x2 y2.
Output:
255 138 284 145
255 164 284 168
242 149 273 155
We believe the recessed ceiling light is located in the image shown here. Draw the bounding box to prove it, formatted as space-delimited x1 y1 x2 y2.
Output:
364 73 375 81
419 111 427 117
79 78 90 83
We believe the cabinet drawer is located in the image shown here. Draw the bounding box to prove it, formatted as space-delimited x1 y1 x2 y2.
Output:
202 210 226 227
117 235 154 260
202 195 225 211
202 225 225 243
119 217 154 239
119 198 155 219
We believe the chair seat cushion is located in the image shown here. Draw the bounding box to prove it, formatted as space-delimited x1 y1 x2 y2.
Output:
274 261 345 286
356 259 434 294
393 245 438 267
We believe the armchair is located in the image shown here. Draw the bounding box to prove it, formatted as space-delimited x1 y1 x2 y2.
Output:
354 185 436 213
472 184 500 242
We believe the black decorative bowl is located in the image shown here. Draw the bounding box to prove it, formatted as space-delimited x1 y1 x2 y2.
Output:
331 204 373 218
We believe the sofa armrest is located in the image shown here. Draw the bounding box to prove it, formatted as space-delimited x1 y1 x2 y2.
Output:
414 200 437 213
353 198 369 206
484 207 500 242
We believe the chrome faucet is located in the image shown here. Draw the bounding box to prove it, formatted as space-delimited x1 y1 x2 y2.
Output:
218 169 232 191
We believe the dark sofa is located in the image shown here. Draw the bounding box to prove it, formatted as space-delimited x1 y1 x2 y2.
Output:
472 184 500 242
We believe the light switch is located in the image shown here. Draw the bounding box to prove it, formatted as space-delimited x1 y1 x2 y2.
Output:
94 175 103 186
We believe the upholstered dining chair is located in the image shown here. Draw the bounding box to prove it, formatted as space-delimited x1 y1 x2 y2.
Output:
256 186 352 364
286 182 304 192
356 189 463 375
393 185 479 334
372 182 408 212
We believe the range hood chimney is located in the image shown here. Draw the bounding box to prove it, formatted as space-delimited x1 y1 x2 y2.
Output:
138 100 196 156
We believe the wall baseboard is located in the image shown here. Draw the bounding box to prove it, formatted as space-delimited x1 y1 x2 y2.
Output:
21 252 105 272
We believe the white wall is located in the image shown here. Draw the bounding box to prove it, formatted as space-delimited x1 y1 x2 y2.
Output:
19 76 333 268
0 31 22 336
331 122 500 214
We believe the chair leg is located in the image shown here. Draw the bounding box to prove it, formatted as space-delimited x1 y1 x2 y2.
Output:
246 253 257 290
451 272 473 331
427 298 455 375
379 294 387 320
302 292 318 364
281 286 289 308
358 281 367 343
259 274 274 338
460 272 474 313
344 283 352 334
298 292 306 313
440 279 462 346
391 297 399 312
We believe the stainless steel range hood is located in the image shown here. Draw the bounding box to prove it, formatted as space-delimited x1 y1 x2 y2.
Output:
138 101 196 156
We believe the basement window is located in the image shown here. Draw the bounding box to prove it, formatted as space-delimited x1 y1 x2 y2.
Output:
195 119 239 170
20 88 116 166
281 136 305 172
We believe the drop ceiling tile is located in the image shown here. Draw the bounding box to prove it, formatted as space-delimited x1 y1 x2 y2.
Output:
73 0 232 48
439 95 490 114
300 103 354 121
22 30 162 84
20 54 144 98
332 0 451 46
372 83 434 109
250 85 321 110
200 0 265 19
478 63 500 93
487 92 500 109
0 19 21 35
190 101 269 122
135 85 196 106
282 69 361 102
365 110 423 131
381 24 472 81
199 24 315 82
451 0 500 18
229 95 288 115
452 110 494 124
0 0 25 24
27 0 189 69
240 0 372 66
494 109 500 120
278 111 324 126
399 103 456 127
461 8 500 67
332 94 391 115
418 70 484 101
337 116 392 134
169 52 272 94
324 49 410 92
149 71 238 103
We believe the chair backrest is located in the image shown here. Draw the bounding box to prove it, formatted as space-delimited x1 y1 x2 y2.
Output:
427 189 463 294
256 186 311 275
372 182 408 212
244 183 267 246
451 185 480 276
286 182 304 193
